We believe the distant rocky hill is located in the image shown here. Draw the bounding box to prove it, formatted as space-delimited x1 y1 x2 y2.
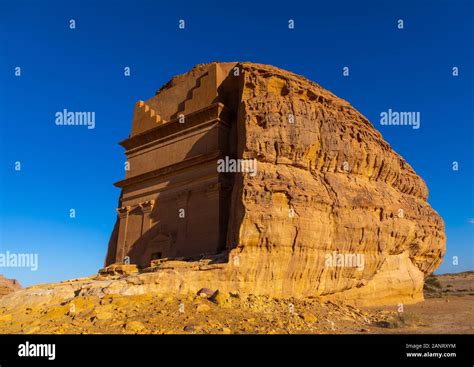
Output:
424 271 474 298
0 275 21 296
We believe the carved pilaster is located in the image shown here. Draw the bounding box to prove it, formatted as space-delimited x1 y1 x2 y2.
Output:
116 206 131 263
139 200 155 236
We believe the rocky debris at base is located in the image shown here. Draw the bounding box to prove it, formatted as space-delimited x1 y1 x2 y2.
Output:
0 271 396 334
0 272 471 334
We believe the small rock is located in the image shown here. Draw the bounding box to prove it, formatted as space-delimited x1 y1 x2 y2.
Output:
184 324 196 332
100 297 112 305
196 303 211 313
197 288 216 298
184 323 204 332
300 312 318 323
96 304 113 312
99 264 138 276
95 311 112 321
210 290 229 305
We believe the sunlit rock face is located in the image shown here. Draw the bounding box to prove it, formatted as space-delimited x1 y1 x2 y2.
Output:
106 62 445 306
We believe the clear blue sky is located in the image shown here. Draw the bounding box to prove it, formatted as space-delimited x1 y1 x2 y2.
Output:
0 0 472 287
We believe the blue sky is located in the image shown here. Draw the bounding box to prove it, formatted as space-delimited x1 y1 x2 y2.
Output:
0 0 472 287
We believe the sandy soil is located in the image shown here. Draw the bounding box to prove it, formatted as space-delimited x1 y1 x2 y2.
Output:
362 272 474 334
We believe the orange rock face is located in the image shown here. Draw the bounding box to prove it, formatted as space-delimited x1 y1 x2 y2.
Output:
225 63 446 305
105 62 445 306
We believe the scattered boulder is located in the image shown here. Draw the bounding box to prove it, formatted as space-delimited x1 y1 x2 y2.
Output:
197 288 216 299
210 291 230 305
300 312 318 323
99 264 138 276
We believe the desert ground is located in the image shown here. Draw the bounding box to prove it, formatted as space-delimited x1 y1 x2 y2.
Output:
0 271 472 334
362 272 474 334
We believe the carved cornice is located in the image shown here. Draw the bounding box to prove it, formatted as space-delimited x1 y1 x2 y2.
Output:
119 103 231 152
114 151 223 189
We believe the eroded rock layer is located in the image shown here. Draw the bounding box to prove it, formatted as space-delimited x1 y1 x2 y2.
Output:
224 63 445 305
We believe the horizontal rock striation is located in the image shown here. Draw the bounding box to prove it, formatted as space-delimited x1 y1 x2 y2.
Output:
224 63 445 305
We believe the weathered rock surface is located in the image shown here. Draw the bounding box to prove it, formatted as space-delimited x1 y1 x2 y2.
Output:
103 62 445 306
226 62 445 305
0 275 21 296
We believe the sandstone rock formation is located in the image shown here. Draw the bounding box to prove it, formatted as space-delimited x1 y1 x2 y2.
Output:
0 275 21 296
225 63 446 305
104 62 445 306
